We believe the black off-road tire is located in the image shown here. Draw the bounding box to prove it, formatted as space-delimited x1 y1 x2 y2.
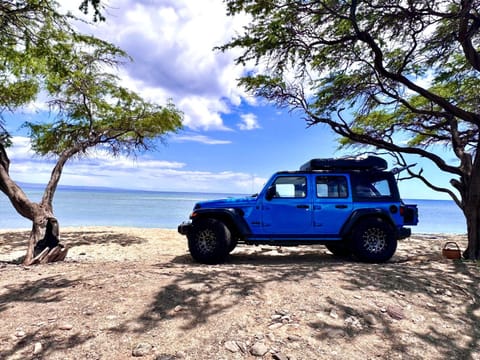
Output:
325 241 351 257
228 237 238 253
350 218 397 263
188 218 231 264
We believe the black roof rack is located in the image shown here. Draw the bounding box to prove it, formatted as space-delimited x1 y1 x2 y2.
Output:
300 156 388 171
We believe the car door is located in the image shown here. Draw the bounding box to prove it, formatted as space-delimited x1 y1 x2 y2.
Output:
261 175 313 235
312 174 353 236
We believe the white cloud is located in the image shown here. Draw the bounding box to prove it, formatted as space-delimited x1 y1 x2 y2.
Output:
238 113 260 131
65 0 253 131
173 133 231 145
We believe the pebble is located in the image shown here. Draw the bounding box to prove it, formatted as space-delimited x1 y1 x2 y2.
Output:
269 323 283 330
224 341 240 353
387 305 404 320
273 353 289 360
250 342 269 357
132 343 153 357
15 330 26 338
58 323 73 330
33 342 43 355
364 314 378 326
329 309 339 319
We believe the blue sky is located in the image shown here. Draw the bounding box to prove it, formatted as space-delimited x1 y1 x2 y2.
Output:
3 0 457 200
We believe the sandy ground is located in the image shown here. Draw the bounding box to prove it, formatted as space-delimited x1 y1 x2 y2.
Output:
0 227 479 360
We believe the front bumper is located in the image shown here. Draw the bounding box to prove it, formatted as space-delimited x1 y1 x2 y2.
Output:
178 221 192 235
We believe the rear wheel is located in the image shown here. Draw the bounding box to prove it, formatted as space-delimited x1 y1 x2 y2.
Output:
188 218 231 264
350 218 397 263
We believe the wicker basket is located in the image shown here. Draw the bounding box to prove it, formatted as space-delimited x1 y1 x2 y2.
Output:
442 242 461 259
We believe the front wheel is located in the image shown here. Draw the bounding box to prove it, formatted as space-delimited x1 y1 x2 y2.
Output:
350 218 397 263
188 218 231 264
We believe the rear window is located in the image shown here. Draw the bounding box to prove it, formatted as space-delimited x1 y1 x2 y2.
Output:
351 172 398 201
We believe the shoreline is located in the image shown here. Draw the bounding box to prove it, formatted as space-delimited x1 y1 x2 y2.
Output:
0 226 468 264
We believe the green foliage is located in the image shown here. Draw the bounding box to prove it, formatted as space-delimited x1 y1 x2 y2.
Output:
0 0 182 158
222 0 480 160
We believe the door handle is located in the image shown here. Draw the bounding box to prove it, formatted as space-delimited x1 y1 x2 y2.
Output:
335 204 348 209
296 204 310 209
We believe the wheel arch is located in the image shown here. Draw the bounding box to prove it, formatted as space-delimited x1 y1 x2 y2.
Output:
340 208 397 239
191 208 250 240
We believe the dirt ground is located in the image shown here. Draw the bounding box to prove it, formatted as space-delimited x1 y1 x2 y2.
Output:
0 227 479 360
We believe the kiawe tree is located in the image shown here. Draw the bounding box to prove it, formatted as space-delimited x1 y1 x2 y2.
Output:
221 0 480 260
0 1 183 265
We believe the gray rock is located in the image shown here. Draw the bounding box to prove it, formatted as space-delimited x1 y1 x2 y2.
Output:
250 342 269 356
236 341 247 353
33 342 43 355
273 353 289 360
364 313 378 326
132 343 153 357
224 340 240 353
387 305 404 320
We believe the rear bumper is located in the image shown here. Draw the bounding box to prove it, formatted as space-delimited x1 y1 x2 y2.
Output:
398 226 411 240
178 221 192 235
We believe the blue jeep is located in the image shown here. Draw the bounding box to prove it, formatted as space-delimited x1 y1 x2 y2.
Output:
178 156 418 264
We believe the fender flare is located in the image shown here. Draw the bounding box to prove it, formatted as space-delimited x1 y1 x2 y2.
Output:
191 208 251 237
340 208 397 238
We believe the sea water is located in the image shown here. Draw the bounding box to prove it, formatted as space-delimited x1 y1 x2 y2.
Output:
0 186 466 234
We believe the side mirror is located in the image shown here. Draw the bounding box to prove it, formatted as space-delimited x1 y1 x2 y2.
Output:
265 185 276 201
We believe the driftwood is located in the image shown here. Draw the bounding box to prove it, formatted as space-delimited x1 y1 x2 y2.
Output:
30 245 69 265
30 218 68 265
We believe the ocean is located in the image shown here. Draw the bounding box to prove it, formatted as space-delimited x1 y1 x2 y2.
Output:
0 186 467 234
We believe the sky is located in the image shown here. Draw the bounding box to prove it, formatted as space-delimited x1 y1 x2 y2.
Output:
3 0 458 200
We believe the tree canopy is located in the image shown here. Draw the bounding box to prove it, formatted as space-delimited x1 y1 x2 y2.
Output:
221 0 480 258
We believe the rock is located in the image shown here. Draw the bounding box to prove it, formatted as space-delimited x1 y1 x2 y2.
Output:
33 342 43 355
155 355 175 360
344 316 363 330
287 335 301 342
58 323 73 330
174 305 183 312
275 309 289 316
268 323 283 330
250 342 269 357
329 309 339 319
224 340 240 353
273 352 289 360
132 343 153 357
364 314 378 326
15 330 26 338
236 341 248 353
387 305 404 320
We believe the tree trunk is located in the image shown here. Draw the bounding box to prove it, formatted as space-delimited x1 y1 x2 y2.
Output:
462 161 480 260
23 215 68 266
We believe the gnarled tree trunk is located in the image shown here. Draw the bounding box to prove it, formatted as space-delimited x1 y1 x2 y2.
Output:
462 160 480 260
1 145 70 265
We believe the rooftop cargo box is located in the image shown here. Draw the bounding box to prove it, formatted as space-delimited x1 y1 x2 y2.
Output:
300 156 388 171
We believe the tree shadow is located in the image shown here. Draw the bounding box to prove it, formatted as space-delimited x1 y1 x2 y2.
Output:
119 247 480 358
0 275 96 359
0 230 147 264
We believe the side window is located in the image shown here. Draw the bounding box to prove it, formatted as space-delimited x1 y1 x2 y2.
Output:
271 176 307 198
352 174 393 199
316 176 348 198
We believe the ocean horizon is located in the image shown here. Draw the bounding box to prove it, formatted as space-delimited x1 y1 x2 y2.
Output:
0 185 467 234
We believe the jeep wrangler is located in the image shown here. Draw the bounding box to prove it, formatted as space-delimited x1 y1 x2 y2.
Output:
178 156 418 264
